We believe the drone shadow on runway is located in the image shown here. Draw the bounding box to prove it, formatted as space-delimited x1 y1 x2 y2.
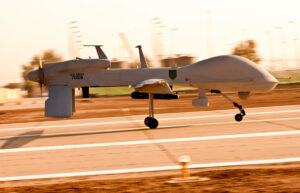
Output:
0 124 191 149
1 130 44 149
44 124 190 139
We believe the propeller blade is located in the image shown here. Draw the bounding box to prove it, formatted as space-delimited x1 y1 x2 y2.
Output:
38 55 44 98
39 55 43 69
39 82 43 98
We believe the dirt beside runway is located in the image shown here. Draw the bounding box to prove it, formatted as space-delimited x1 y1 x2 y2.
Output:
1 85 300 192
0 86 300 124
1 165 300 192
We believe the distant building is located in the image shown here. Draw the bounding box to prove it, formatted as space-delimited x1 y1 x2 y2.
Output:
110 55 195 69
161 55 195 67
0 88 22 104
111 59 139 69
110 59 125 68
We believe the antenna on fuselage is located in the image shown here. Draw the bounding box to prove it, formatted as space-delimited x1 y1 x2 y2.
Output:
84 45 107 59
135 45 148 68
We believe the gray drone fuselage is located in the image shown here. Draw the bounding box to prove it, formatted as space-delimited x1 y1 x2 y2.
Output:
26 49 278 118
29 55 277 91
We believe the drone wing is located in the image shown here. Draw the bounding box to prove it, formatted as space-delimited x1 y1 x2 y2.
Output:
134 79 172 94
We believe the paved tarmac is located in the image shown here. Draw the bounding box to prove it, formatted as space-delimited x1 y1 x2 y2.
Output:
0 104 300 182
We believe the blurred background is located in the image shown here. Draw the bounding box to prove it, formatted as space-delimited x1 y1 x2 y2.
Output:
0 0 299 100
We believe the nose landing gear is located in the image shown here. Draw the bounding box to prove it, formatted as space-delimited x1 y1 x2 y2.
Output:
233 102 246 122
211 90 246 122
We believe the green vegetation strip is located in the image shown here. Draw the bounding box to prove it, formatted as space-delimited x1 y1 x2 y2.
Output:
271 69 300 83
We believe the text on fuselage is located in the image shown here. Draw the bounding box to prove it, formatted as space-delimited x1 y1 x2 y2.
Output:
70 73 84 80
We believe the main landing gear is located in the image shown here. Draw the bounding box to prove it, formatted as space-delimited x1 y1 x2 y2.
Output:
144 93 159 128
211 90 246 122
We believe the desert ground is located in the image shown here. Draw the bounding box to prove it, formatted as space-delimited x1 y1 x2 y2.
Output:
0 84 300 124
0 84 300 192
1 165 300 192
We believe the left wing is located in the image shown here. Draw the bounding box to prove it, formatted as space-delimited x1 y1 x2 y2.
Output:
134 79 172 94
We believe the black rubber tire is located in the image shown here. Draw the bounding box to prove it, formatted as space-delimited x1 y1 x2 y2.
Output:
144 117 151 126
235 113 243 122
149 118 158 129
145 117 158 129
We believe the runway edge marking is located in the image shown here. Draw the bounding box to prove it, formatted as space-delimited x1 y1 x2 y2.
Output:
1 117 299 140
2 130 300 154
1 109 300 132
0 157 300 182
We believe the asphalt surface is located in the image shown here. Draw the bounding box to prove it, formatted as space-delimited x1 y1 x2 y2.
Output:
0 104 300 182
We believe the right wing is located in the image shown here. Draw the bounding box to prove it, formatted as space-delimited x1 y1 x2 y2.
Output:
134 79 172 94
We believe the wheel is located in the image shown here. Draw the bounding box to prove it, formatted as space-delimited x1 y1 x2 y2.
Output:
144 117 158 129
235 113 243 122
148 118 158 129
144 117 151 125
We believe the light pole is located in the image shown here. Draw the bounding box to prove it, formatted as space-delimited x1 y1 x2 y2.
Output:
274 26 284 69
168 28 177 56
288 21 298 69
205 10 213 58
151 18 165 67
265 30 274 70
68 21 83 59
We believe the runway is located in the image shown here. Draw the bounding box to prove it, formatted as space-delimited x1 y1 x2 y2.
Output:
0 104 300 182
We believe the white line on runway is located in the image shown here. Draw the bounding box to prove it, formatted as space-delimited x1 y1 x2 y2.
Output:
1 109 300 132
2 129 300 154
1 117 299 140
0 157 300 182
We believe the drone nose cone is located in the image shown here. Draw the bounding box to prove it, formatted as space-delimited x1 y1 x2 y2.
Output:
257 67 279 90
266 73 278 83
266 75 279 90
26 70 39 82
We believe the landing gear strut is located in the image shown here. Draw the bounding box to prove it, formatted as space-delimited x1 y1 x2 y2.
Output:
211 90 246 122
145 93 158 128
